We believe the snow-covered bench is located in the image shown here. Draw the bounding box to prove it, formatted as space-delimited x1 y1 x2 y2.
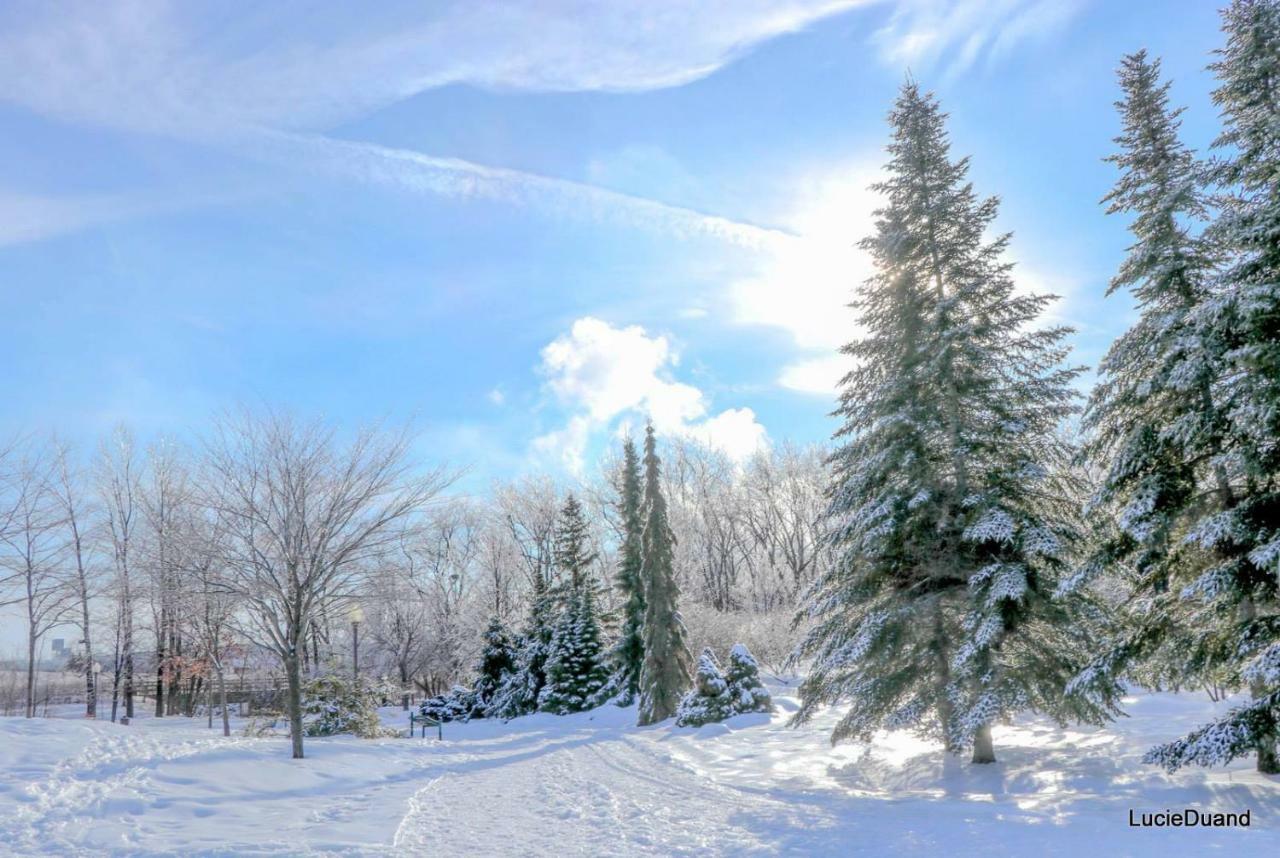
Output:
408 711 442 740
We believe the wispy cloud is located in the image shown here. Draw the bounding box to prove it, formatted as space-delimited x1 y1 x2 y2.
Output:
0 188 238 247
872 0 1085 79
0 1 867 247
0 1 870 137
251 131 795 251
0 1 1078 249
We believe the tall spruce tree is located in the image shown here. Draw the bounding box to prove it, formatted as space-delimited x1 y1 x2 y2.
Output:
637 425 692 726
793 82 1115 764
611 438 647 703
1067 53 1227 704
1143 0 1280 774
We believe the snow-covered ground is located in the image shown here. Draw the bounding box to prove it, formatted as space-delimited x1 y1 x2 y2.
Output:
1 683 1277 856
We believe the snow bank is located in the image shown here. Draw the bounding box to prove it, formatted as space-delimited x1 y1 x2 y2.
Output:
0 687 1276 856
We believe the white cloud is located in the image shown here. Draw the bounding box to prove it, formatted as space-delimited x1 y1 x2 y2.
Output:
730 161 880 394
0 1 1066 251
683 408 770 462
0 1 865 247
531 415 595 475
779 354 854 395
534 317 768 471
487 388 506 406
733 157 1081 397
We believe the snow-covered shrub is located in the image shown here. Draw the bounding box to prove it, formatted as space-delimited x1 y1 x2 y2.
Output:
724 644 772 715
422 617 520 724
675 644 773 727
681 604 797 675
419 685 483 723
242 716 284 737
675 648 734 726
301 674 394 738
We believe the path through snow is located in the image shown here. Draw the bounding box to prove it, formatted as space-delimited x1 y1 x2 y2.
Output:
1 685 1278 856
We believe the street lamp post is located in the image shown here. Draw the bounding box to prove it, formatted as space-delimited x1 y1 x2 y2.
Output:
349 603 365 685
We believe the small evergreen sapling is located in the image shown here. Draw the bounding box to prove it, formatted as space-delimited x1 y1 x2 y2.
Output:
490 572 557 720
675 648 734 727
724 644 772 716
676 644 773 727
473 616 517 712
423 616 519 723
538 587 612 715
302 673 392 738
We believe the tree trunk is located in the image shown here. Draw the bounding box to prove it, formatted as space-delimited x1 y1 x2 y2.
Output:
285 650 305 759
124 649 134 720
1256 738 1278 774
25 629 37 719
218 668 230 737
931 598 955 753
110 628 121 723
1253 682 1279 773
972 723 996 764
79 585 95 718
155 617 166 717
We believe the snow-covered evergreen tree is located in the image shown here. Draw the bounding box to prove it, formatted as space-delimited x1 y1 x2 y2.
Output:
538 587 612 714
611 438 646 704
676 644 772 727
554 493 597 594
1144 0 1280 774
490 569 557 720
420 618 516 723
1067 51 1226 703
637 425 692 726
793 82 1116 764
472 616 517 712
724 644 772 716
303 673 392 737
675 648 733 727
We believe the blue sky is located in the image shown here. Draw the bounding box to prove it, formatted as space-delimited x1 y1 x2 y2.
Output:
0 0 1228 487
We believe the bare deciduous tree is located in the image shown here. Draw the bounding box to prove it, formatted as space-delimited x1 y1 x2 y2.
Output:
203 411 452 759
50 440 102 718
98 426 141 723
0 442 75 718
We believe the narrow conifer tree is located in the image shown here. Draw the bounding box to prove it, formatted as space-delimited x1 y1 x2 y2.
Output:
637 425 691 726
612 438 647 703
1067 52 1225 703
1144 0 1280 774
793 82 1115 764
